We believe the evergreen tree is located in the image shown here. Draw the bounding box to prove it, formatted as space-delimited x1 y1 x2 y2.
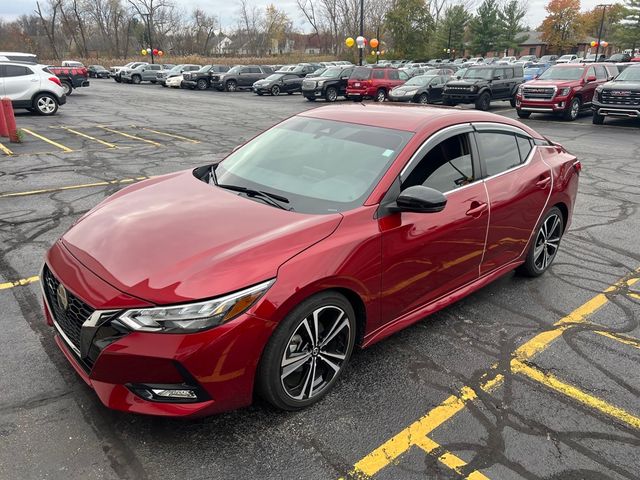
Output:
431 4 472 59
620 0 640 51
386 0 434 58
469 0 500 56
497 0 528 55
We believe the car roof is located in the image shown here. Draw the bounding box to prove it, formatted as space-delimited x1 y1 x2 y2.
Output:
299 104 542 138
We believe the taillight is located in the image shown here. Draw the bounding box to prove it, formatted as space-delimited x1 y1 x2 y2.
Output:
573 161 582 174
49 76 62 87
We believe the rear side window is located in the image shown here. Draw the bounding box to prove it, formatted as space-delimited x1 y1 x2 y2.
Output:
351 67 371 80
389 70 400 80
516 136 533 162
477 132 522 176
4 65 32 77
504 68 514 79
514 66 523 77
373 69 385 79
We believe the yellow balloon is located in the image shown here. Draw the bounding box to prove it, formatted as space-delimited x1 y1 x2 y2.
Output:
345 37 355 48
141 49 147 55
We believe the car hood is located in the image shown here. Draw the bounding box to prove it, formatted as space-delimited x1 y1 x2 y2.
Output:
600 80 640 90
524 79 580 88
446 79 485 86
392 85 421 93
61 170 342 305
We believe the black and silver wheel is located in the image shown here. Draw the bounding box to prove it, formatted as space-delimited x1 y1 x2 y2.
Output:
33 93 58 116
257 292 356 410
271 85 280 96
62 81 72 96
132 75 141 85
325 87 338 102
563 97 581 121
197 79 208 90
518 207 563 277
375 88 386 102
475 91 491 111
417 93 429 104
225 80 237 92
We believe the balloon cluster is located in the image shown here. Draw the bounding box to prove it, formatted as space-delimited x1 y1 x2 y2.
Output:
346 37 381 53
590 40 609 48
141 48 164 56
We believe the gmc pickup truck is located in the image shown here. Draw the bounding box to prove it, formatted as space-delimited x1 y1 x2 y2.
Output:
592 64 640 124
48 66 90 96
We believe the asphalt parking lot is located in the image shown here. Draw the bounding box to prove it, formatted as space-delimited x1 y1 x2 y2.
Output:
0 80 638 480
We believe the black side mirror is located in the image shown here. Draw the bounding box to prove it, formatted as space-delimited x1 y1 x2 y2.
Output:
391 186 447 213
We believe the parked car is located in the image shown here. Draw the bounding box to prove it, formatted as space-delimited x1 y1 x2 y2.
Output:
121 63 165 84
443 64 524 110
182 65 230 90
62 60 84 67
252 73 303 96
466 57 484 65
583 53 607 63
0 51 38 63
302 66 354 102
213 65 274 92
556 54 578 64
606 53 631 63
111 62 147 82
523 63 550 81
346 66 409 102
157 64 201 86
539 55 558 63
388 74 450 104
452 58 467 65
501 56 517 63
592 64 640 124
286 63 322 77
41 104 580 417
87 65 110 78
48 65 90 96
165 74 184 88
518 55 538 63
1 62 66 115
515 63 618 120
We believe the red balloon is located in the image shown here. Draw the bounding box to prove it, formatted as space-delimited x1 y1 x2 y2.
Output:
153 48 159 55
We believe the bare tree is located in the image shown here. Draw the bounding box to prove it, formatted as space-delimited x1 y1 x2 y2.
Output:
35 0 62 61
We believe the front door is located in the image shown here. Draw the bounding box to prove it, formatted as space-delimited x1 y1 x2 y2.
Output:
380 128 489 323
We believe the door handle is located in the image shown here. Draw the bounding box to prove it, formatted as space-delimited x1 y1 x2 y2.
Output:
536 176 551 188
466 201 488 216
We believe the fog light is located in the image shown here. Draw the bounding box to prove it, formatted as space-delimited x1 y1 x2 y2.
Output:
151 388 198 399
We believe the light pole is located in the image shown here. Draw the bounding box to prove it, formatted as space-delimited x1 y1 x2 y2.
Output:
447 26 452 60
358 0 365 66
141 12 154 64
594 4 610 63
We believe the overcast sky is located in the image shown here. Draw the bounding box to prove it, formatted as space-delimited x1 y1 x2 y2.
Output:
0 0 623 33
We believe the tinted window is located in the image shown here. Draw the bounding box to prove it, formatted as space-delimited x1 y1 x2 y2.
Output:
594 65 606 80
398 70 408 80
586 67 596 79
494 68 505 79
240 67 250 74
477 132 521 176
351 67 371 80
504 68 513 79
516 136 533 162
373 70 385 79
284 74 298 81
249 67 262 74
402 134 475 193
4 65 32 77
150 65 161 70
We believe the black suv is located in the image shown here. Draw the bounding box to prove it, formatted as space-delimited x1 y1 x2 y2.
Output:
443 64 524 110
182 65 230 90
592 64 640 124
213 65 274 92
302 66 354 102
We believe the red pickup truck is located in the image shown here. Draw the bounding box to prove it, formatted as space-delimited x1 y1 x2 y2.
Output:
48 66 90 96
515 63 618 121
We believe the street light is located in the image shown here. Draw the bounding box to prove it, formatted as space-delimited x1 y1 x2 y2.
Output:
141 12 155 64
594 4 611 63
359 0 364 66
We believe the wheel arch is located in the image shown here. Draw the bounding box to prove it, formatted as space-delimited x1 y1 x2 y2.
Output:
552 201 569 233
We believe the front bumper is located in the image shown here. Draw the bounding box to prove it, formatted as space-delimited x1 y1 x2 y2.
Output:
592 99 640 118
442 92 478 102
516 96 570 113
43 243 273 417
388 93 415 102
302 87 323 98
182 80 197 88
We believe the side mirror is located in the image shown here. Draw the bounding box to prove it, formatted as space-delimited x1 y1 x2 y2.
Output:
392 186 447 213
587 75 597 82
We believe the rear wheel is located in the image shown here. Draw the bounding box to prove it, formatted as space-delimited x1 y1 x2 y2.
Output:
33 93 58 116
196 79 208 90
62 81 72 96
517 110 531 119
563 97 581 121
325 87 338 102
132 75 141 85
518 207 564 277
592 111 605 125
475 91 491 111
257 291 356 410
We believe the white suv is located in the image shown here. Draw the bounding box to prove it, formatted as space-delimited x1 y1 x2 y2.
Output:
0 62 66 115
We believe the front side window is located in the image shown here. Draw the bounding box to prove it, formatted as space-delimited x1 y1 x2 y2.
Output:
402 133 475 193
373 69 385 79
595 65 607 80
477 132 522 176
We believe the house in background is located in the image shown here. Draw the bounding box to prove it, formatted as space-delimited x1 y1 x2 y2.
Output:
486 31 614 58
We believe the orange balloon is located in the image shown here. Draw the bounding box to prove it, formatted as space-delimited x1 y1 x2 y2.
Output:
370 38 379 49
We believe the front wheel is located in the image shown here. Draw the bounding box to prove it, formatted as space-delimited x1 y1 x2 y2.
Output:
196 79 208 90
257 291 356 410
563 97 581 121
33 93 59 116
518 207 564 277
271 85 280 96
225 80 237 92
325 87 338 102
417 93 429 104
475 91 491 111
510 94 517 108
132 75 141 85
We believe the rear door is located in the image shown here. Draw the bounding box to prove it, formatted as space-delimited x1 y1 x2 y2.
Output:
3 64 38 100
474 124 552 275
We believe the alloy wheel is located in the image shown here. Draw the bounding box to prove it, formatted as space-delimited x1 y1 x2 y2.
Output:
272 85 280 96
37 96 56 115
280 306 351 401
418 93 429 104
570 99 580 120
533 213 561 271
326 88 337 102
197 79 208 90
376 89 386 102
226 81 237 92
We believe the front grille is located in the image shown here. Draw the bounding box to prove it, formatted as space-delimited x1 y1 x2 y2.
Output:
523 87 555 100
302 80 316 89
601 90 640 106
43 266 94 351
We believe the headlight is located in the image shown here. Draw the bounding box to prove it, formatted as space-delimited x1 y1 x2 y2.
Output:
317 80 325 86
558 87 571 96
595 86 604 93
117 280 274 333
517 85 524 95
470 85 478 92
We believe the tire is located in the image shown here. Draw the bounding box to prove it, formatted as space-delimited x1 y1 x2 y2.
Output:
62 81 72 96
375 88 386 102
325 87 338 102
150 80 157 84
306 97 316 102
33 93 59 116
257 291 356 410
517 110 531 119
517 207 564 277
271 85 280 96
256 92 263 96
474 91 491 111
161 84 168 88
592 111 605 125
225 80 237 92
417 93 429 104
132 75 141 85
510 94 517 108
196 79 208 90
563 97 581 121
114 77 121 83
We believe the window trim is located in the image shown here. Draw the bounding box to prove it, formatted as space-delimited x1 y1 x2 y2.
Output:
471 122 536 180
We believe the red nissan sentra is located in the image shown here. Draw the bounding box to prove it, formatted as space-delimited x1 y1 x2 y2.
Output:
42 105 580 417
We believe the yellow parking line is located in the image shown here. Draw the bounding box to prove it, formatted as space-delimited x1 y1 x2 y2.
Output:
141 127 200 144
512 359 640 429
349 269 640 478
0 141 13 156
59 127 117 148
20 128 73 153
628 291 640 300
0 276 40 290
594 330 640 350
0 176 149 199
98 126 162 146
414 436 490 480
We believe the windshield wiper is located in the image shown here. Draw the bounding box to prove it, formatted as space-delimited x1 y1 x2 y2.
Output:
218 184 292 211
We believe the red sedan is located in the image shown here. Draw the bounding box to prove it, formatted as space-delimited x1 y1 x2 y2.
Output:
42 105 580 417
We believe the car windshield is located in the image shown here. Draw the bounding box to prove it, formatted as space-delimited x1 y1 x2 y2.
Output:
351 67 372 80
94 65 106 70
538 66 584 80
463 68 493 79
405 75 434 86
169 65 184 72
198 65 212 73
525 67 543 75
227 66 243 74
265 73 284 81
216 117 413 214
616 67 640 81
320 68 341 77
